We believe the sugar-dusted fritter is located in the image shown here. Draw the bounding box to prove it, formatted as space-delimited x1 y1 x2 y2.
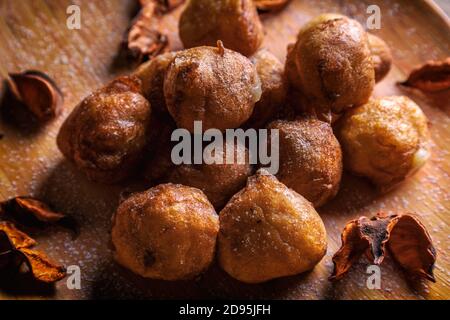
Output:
179 0 264 56
57 76 151 183
112 184 219 280
337 96 430 191
164 45 261 132
218 170 327 283
286 13 375 118
267 118 343 207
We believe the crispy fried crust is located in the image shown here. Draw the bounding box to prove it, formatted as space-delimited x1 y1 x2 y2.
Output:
337 96 430 191
111 184 219 280
268 118 343 207
287 14 375 116
164 46 261 132
218 170 327 283
179 0 264 56
57 76 152 183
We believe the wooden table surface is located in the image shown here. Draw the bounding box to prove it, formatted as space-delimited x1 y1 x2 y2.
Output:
0 0 449 300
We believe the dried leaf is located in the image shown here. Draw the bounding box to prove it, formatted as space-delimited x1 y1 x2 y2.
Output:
330 212 436 282
0 231 15 270
254 0 290 12
399 58 450 92
0 197 77 235
7 70 63 121
0 222 36 249
128 0 185 61
387 215 436 282
0 222 66 283
18 248 66 283
328 220 367 281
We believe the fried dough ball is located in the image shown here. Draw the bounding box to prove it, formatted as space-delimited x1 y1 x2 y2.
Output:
218 170 327 283
285 43 303 90
164 45 261 132
164 141 253 209
112 184 219 280
244 49 287 128
57 76 151 183
367 33 392 83
286 14 375 116
267 118 343 207
133 52 176 114
337 96 430 191
179 0 264 56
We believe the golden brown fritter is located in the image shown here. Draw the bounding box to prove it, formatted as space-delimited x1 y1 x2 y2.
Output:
285 43 303 90
367 33 392 83
57 76 151 183
179 0 264 56
112 184 219 280
337 96 430 191
244 49 287 128
164 45 261 132
133 52 176 114
164 141 253 209
286 13 375 117
218 170 327 283
267 118 343 207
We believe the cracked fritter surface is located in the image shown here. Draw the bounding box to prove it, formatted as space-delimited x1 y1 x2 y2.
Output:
267 118 343 207
164 46 261 132
337 96 430 191
57 76 151 183
179 0 264 56
112 184 219 280
218 170 327 283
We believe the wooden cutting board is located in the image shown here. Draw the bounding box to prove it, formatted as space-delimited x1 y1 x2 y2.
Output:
0 0 449 300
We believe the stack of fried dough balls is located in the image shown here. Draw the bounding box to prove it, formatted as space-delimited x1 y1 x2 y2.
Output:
56 3 431 284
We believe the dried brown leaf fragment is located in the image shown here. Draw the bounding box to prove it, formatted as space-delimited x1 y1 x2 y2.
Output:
128 0 185 61
399 57 450 92
7 70 63 121
330 212 436 282
0 222 66 283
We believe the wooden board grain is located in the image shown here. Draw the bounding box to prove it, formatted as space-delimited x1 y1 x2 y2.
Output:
0 0 449 300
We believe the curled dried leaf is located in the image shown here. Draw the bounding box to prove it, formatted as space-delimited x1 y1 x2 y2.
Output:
0 222 36 249
1 196 69 223
18 248 66 283
7 70 63 121
0 222 66 283
253 0 290 12
330 212 436 282
128 0 185 61
399 58 450 92
0 231 17 270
